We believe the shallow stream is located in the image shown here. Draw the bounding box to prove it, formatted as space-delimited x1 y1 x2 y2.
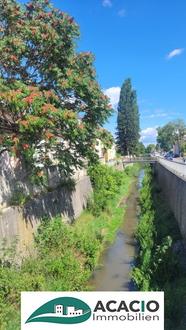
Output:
90 170 144 291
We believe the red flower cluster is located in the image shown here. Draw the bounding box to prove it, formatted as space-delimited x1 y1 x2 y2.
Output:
78 123 84 129
23 92 41 105
68 17 74 24
43 90 55 99
42 103 58 113
19 120 29 128
37 170 44 177
9 55 18 62
28 115 40 122
12 136 19 144
22 143 29 150
30 27 38 36
45 131 54 139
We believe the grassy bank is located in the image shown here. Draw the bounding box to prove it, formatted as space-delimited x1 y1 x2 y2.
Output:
0 164 140 330
132 166 186 330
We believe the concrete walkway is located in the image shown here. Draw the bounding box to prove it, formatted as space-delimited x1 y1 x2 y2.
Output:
158 157 186 180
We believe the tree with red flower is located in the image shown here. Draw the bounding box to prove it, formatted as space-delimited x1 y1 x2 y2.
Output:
0 0 112 179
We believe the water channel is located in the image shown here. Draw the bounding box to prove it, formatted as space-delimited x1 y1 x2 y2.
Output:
90 170 144 291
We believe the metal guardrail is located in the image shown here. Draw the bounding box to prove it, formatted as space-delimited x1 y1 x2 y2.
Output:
123 156 157 163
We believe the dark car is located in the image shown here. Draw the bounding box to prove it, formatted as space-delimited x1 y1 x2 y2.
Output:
165 151 173 160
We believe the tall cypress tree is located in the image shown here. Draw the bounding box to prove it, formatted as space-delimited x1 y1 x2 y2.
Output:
116 79 140 155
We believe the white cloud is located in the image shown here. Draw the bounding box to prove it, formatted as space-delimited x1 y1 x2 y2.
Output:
140 127 158 145
103 87 120 110
167 48 184 59
118 9 126 17
144 112 168 119
102 0 112 7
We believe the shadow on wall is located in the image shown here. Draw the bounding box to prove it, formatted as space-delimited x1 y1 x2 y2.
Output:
0 151 73 206
0 151 33 205
22 174 92 225
0 175 92 249
0 151 92 245
23 186 76 226
22 174 92 230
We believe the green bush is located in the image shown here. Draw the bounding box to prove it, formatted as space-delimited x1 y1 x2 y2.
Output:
0 218 100 328
88 164 129 215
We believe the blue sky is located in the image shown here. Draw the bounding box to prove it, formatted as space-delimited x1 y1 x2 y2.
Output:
21 0 186 145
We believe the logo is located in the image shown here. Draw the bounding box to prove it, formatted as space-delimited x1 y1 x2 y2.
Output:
22 292 164 330
25 297 91 325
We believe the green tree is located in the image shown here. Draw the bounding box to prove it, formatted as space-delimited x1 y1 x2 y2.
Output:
0 0 112 180
97 128 114 149
181 142 186 155
146 144 156 154
116 78 140 155
135 142 146 156
157 119 186 152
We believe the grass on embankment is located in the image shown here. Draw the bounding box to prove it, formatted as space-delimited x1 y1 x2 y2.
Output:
0 163 140 330
132 165 186 330
76 166 138 246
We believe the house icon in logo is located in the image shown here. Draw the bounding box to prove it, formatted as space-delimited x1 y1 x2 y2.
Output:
55 304 84 317
25 297 91 325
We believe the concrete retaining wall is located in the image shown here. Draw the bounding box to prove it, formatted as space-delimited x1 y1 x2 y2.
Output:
154 162 186 239
0 151 92 247
0 151 88 207
0 175 92 248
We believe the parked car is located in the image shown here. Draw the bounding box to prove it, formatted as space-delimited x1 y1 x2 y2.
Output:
164 151 173 161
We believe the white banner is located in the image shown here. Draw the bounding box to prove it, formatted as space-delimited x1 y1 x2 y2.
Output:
21 291 164 330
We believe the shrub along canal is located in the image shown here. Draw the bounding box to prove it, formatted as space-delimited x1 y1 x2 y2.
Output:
90 169 144 291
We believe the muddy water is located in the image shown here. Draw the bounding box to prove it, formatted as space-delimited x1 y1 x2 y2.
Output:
90 171 144 291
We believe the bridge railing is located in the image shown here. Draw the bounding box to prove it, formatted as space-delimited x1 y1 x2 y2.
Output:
122 155 186 180
123 156 157 163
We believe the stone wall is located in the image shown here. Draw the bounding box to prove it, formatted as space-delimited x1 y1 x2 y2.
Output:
0 151 92 247
154 162 186 239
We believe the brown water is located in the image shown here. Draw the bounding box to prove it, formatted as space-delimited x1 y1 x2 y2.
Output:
90 171 143 291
